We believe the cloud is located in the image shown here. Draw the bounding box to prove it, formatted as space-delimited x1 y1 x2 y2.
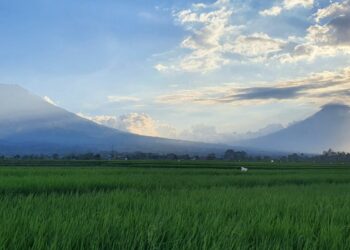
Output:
155 0 241 73
271 1 350 63
179 123 284 144
260 0 314 17
315 1 349 22
79 112 232 142
155 0 288 72
79 112 283 144
283 0 314 10
156 67 350 106
179 124 233 143
276 44 316 63
232 86 306 100
307 1 350 48
43 96 57 106
156 0 350 70
154 64 169 72
231 33 286 58
259 6 282 16
78 112 177 138
107 96 140 103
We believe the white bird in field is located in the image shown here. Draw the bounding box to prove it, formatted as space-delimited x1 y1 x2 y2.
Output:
241 167 248 172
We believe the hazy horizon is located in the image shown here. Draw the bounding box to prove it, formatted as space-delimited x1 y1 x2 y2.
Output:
1 0 350 143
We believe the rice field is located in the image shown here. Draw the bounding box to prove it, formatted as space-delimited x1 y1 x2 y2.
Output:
0 161 350 249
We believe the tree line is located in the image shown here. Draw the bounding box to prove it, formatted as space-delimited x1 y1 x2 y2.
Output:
1 148 350 163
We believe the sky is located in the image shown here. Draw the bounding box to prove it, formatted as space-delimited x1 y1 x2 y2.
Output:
1 0 350 143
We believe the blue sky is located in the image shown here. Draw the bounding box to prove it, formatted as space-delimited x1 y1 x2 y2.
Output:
1 0 350 143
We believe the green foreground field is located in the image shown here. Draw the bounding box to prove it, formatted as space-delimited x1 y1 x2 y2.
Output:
1 161 350 249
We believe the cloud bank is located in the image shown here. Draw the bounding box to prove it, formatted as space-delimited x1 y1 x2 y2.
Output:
156 67 350 106
78 112 179 140
155 0 350 72
79 112 284 144
260 0 314 17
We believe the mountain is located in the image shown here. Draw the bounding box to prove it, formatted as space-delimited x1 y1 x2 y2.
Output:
240 104 350 154
0 84 226 155
235 123 284 141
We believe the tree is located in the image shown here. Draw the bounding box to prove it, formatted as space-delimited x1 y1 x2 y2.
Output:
224 149 235 160
206 153 216 160
224 149 247 161
166 153 178 160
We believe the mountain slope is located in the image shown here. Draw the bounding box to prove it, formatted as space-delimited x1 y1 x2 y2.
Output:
0 84 226 155
240 104 350 154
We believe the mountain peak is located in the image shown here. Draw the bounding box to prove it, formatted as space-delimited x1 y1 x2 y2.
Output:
0 83 64 121
241 102 350 153
0 83 27 91
0 84 226 155
0 83 28 93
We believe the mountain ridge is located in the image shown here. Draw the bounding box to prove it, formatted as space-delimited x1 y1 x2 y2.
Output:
239 103 350 154
2 84 349 155
0 84 228 155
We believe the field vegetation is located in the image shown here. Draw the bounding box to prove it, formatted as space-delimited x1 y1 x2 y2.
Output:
0 161 350 249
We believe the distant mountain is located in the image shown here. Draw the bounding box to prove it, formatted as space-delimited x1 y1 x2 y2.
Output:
240 104 350 154
0 84 227 155
238 123 284 141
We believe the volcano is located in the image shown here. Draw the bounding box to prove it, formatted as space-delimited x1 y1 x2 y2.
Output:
240 104 350 154
0 84 225 155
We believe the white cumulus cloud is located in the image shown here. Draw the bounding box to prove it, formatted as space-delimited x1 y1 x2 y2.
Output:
259 6 282 16
260 0 314 17
78 112 177 138
155 0 240 73
156 0 350 70
283 0 314 10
